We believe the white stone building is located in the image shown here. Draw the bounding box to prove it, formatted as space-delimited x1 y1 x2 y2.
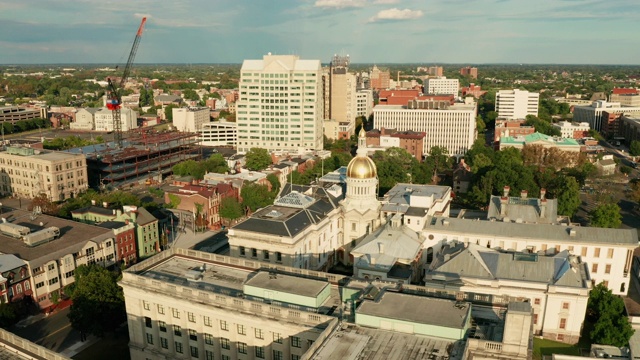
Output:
92 107 138 132
422 216 637 296
495 89 539 120
236 54 324 153
373 102 477 156
199 121 237 147
424 77 459 96
172 107 210 133
552 121 591 139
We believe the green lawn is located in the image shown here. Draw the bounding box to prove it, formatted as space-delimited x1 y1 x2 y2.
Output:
533 336 591 360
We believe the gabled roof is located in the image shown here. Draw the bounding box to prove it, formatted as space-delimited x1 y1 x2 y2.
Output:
71 205 116 217
136 207 158 225
353 218 423 268
427 243 588 288
486 194 558 224
0 254 26 273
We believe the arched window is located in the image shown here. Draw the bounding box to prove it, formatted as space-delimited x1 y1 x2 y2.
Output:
16 283 22 294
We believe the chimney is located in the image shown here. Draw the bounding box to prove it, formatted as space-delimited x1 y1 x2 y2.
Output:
125 219 130 225
520 190 528 199
378 243 384 254
569 228 576 237
91 199 96 206
540 188 546 200
370 255 376 265
503 186 510 198
540 199 547 218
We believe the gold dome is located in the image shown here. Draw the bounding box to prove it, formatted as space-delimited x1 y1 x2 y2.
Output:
347 156 377 179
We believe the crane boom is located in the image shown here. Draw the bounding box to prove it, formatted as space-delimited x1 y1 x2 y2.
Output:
107 17 147 148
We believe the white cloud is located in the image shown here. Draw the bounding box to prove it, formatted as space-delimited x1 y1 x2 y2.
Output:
314 0 366 8
368 8 424 22
373 0 400 4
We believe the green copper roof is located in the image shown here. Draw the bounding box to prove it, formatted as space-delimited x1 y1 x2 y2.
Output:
501 132 580 146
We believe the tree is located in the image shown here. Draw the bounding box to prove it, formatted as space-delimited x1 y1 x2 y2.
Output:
550 175 581 217
164 104 178 122
219 197 243 225
424 146 453 184
589 203 622 228
266 173 281 195
29 193 59 215
67 265 126 338
372 147 418 195
630 140 640 157
241 183 275 212
245 148 272 171
587 282 634 347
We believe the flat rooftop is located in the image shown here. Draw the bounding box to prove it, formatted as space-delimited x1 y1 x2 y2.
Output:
358 292 469 329
0 207 112 266
138 254 340 313
245 271 328 298
311 325 459 360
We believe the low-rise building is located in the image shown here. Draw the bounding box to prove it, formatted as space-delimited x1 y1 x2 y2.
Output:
365 128 425 159
573 100 640 132
0 106 46 123
553 121 590 139
97 220 137 265
596 155 617 176
0 254 31 303
500 132 581 153
0 207 116 309
422 216 637 296
426 243 590 343
71 204 160 260
380 184 452 233
0 146 88 200
164 183 238 230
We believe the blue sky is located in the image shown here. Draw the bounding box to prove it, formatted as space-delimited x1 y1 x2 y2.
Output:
0 0 638 65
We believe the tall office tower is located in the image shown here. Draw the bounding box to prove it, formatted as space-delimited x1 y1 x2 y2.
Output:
495 89 540 120
370 65 390 90
325 55 357 140
428 66 443 77
460 66 478 79
236 54 324 153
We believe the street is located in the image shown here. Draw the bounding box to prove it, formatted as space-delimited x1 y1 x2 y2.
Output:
11 308 84 354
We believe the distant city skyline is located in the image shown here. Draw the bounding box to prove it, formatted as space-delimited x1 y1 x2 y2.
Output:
1 0 639 65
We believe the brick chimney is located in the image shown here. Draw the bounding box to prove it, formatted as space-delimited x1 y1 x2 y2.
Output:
540 188 546 200
503 186 510 198
520 190 528 199
500 186 510 216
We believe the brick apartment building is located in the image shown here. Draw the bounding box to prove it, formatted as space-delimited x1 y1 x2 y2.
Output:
164 183 238 230
366 128 426 159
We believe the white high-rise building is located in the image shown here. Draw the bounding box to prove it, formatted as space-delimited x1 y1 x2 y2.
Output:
236 54 324 153
356 89 373 118
425 77 459 96
172 107 210 132
495 89 539 119
373 100 477 156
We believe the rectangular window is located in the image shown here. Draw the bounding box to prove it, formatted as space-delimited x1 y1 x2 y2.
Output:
237 324 246 335
273 332 283 343
175 341 183 354
291 336 301 348
143 301 150 310
263 250 269 260
205 350 214 360
189 329 197 341
220 320 228 331
159 321 167 332
238 342 248 354
559 318 567 329
172 308 180 319
562 302 570 310
607 248 614 258
188 312 195 322
161 337 168 349
222 355 230 360
145 316 152 328
255 328 264 339
204 316 211 327
594 248 601 258
273 350 283 360
146 333 153 345
534 298 541 305
251 248 257 257
239 246 245 256
581 248 587 257
592 263 598 274
221 337 230 350
605 264 611 274
205 333 213 345
256 346 265 358
292 355 300 360
533 314 538 325
276 252 282 262
174 325 182 336
190 346 198 358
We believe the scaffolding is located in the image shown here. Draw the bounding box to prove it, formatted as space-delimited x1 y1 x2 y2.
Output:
70 131 201 189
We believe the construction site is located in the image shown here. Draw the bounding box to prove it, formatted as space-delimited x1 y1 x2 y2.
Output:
66 129 201 189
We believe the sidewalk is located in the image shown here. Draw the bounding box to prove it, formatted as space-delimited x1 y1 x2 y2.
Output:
59 335 99 358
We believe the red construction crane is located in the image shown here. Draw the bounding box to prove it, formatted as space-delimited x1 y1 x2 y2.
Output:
107 17 147 148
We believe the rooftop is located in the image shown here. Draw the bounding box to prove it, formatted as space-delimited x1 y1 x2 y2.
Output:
426 216 638 246
501 132 580 146
374 103 476 111
0 207 113 267
357 291 470 329
244 271 328 298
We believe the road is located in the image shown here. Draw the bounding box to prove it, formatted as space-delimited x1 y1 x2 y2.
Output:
11 308 81 353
